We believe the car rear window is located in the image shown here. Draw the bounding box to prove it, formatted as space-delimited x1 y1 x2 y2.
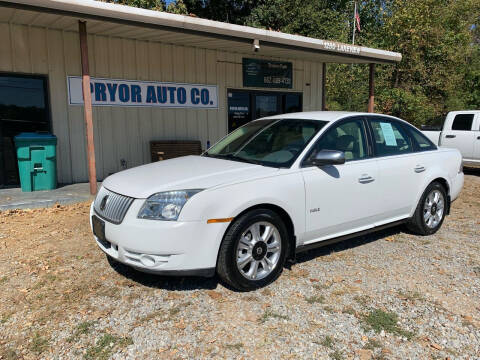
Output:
369 119 413 156
405 126 437 151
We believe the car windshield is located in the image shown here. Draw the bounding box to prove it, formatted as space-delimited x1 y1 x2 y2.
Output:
204 119 328 167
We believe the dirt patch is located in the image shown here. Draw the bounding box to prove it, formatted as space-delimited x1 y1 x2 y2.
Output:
0 174 479 359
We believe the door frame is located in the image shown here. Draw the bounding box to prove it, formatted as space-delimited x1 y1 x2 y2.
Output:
0 72 52 186
226 88 303 133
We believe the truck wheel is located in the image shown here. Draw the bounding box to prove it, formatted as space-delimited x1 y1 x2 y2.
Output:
407 182 447 235
217 209 289 291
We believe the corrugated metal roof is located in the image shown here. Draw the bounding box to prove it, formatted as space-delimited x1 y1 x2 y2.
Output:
0 0 402 64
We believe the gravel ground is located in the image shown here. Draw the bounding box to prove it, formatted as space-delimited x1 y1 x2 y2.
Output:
1 171 479 360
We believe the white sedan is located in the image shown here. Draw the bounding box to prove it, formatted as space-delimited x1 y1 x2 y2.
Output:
90 111 464 290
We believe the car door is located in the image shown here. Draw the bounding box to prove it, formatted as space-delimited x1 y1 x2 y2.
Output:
473 114 480 161
301 117 380 244
440 113 476 160
367 116 419 224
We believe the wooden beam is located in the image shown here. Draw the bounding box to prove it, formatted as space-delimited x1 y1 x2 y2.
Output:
78 20 97 195
321 62 326 111
368 63 375 113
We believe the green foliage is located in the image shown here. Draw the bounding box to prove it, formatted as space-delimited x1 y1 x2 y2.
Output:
84 333 133 360
100 0 165 10
102 0 480 124
166 0 188 14
362 309 415 340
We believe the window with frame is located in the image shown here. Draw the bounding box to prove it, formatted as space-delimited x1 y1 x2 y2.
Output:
451 114 474 131
405 126 436 151
369 118 412 156
306 119 368 162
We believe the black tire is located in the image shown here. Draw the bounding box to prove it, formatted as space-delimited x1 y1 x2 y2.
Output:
217 209 289 291
407 182 447 235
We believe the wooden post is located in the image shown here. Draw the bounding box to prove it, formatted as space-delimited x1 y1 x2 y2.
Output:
368 63 375 113
321 62 326 111
78 21 97 195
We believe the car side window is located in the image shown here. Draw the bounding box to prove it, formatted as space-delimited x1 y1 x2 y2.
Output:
451 114 474 131
306 119 368 162
405 125 437 151
369 118 412 156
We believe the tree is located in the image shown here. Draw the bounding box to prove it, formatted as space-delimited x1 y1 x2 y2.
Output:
98 0 480 125
166 0 188 14
100 0 165 10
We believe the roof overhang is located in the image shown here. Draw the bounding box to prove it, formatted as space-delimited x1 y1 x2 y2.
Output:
0 0 402 64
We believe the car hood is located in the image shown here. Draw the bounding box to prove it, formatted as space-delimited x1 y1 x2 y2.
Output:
102 155 280 199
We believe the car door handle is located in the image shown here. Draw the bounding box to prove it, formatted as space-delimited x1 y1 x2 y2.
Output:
414 165 426 173
445 135 456 139
358 175 375 184
477 136 480 140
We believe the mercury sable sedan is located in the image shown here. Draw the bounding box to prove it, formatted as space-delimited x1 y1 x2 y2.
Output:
91 111 464 290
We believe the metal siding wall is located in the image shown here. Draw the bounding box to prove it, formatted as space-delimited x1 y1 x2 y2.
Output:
0 22 324 183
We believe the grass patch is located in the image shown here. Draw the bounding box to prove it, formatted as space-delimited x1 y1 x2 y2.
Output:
363 338 383 350
0 347 18 360
30 332 49 354
84 333 133 360
0 276 8 285
258 309 289 323
1 312 12 324
313 282 332 291
362 309 415 340
305 295 325 304
323 306 336 313
330 350 344 360
354 295 371 307
68 320 96 342
342 307 356 316
224 342 243 350
320 335 334 348
169 301 192 319
397 290 424 302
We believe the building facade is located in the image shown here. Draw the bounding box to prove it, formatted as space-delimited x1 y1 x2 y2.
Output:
0 0 401 187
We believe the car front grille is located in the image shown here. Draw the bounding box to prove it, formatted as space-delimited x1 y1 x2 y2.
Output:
94 187 135 224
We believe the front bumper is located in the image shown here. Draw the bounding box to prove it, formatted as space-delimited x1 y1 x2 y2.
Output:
89 201 229 276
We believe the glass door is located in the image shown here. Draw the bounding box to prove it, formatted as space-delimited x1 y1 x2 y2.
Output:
0 74 50 186
228 89 302 133
253 94 280 119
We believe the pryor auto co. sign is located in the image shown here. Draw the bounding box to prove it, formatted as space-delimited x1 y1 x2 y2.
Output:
67 76 218 109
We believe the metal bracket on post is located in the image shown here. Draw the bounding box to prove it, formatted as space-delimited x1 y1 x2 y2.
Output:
78 20 97 195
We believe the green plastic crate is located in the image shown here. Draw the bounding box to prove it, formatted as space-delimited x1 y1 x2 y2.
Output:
14 133 57 192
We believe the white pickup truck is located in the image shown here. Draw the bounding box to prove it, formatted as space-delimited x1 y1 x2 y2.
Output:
422 110 480 166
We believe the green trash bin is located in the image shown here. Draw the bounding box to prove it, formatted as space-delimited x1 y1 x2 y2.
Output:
14 133 57 192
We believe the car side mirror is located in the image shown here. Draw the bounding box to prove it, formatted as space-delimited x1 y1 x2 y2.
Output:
309 150 346 167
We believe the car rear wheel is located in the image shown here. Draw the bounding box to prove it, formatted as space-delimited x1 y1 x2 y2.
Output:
407 182 447 235
217 209 288 291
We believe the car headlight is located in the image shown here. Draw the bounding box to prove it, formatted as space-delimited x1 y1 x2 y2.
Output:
138 190 203 221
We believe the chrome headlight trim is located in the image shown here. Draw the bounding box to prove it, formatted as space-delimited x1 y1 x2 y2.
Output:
137 189 203 221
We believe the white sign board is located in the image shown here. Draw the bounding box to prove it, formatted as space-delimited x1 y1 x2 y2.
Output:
67 76 218 109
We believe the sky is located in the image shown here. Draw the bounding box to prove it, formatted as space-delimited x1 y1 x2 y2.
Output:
165 0 175 5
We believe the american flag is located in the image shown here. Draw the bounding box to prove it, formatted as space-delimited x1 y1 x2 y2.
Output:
355 2 361 32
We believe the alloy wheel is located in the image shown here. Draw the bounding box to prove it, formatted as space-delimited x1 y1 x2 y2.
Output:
423 189 445 229
236 221 282 280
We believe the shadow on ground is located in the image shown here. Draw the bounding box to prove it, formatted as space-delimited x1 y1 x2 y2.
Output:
108 225 405 291
464 167 480 177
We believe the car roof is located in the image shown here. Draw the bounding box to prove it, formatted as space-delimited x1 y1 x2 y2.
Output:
260 111 376 122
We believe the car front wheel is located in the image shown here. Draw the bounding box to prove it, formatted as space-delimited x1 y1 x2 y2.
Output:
217 209 288 291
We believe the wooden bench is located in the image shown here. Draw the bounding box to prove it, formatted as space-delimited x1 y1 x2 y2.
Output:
150 140 202 162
